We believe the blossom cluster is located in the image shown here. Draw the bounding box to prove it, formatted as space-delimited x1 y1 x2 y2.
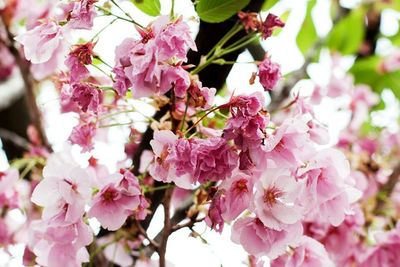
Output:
0 1 399 267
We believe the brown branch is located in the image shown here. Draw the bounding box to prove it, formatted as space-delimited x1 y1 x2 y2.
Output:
159 187 173 267
0 17 51 151
135 220 160 250
0 128 29 150
374 163 400 215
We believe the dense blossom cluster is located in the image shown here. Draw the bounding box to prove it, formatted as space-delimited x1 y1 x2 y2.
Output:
0 1 398 267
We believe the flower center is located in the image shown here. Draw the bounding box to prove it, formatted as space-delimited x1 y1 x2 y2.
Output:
263 186 283 207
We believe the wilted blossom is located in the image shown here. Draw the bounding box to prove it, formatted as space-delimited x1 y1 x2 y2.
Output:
187 81 216 109
224 93 269 169
65 42 95 82
88 170 147 231
262 13 285 39
253 166 304 230
231 217 303 259
271 236 335 267
258 56 282 91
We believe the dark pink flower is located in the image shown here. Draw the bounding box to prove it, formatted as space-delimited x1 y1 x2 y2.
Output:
258 56 281 91
205 191 225 233
71 83 103 113
190 137 238 184
65 42 95 83
262 13 285 39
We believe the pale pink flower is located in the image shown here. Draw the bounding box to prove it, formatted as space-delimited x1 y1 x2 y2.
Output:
263 116 310 167
153 16 197 61
231 217 303 259
0 169 19 209
97 237 133 267
31 153 92 223
380 50 400 73
219 172 254 221
271 236 335 267
15 21 65 64
68 0 97 30
297 148 361 226
258 56 282 91
253 167 304 230
30 215 93 267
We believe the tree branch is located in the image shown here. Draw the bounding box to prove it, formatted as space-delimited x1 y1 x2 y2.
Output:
0 17 51 151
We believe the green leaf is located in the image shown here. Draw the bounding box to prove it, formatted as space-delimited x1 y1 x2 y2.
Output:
350 56 400 101
262 0 279 11
196 0 250 23
327 7 365 55
131 0 161 16
296 0 317 55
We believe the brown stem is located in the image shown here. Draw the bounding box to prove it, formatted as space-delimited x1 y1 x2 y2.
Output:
0 17 51 151
159 187 173 267
374 163 400 215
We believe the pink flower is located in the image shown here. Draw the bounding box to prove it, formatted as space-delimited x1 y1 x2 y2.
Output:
71 83 103 113
253 167 304 230
187 81 216 109
262 14 285 39
153 16 197 61
30 215 93 267
68 0 97 30
271 236 335 267
0 169 19 209
159 65 190 98
65 42 95 83
113 66 132 96
380 50 400 73
190 137 238 184
150 131 238 188
15 20 65 64
297 148 361 226
113 17 196 98
359 223 400 267
231 217 303 259
220 172 254 221
258 56 282 91
68 122 97 152
31 152 92 223
88 170 144 231
263 117 310 167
